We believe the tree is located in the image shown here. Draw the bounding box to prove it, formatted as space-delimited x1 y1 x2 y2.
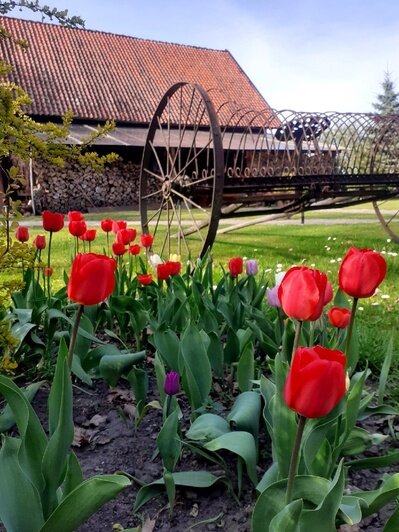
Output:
372 71 399 115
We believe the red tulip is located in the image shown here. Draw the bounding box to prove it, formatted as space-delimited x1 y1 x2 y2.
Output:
68 211 84 222
278 266 330 321
166 260 181 276
83 229 97 242
284 345 346 418
112 242 126 256
33 234 46 250
15 226 29 242
327 307 351 329
140 233 154 248
42 211 64 232
228 257 243 277
116 229 134 246
43 266 54 277
67 253 116 306
339 247 387 298
157 263 171 281
112 220 127 233
68 220 87 237
126 228 137 243
129 244 141 255
101 219 113 233
324 280 333 305
137 273 153 286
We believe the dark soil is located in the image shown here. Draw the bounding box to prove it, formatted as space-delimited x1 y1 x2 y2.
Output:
30 378 398 532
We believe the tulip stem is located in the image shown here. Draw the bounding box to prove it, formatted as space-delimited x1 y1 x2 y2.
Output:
47 231 53 305
345 297 358 369
67 304 84 370
291 320 303 363
166 394 172 419
286 415 306 505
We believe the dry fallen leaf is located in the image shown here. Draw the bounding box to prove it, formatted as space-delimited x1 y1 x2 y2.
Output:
141 515 156 532
107 387 133 403
72 426 97 447
190 503 199 517
123 403 137 419
86 413 107 427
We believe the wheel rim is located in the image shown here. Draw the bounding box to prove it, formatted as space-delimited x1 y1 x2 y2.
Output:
140 82 224 261
373 199 399 243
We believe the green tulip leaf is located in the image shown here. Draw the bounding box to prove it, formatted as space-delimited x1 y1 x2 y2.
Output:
272 354 297 478
0 375 47 494
186 414 231 442
346 450 399 470
383 504 399 532
62 451 84 499
0 380 44 433
127 367 148 416
237 343 255 392
338 495 363 525
154 352 166 405
204 431 257 486
180 324 212 413
47 309 106 344
260 374 276 436
81 343 124 373
39 474 130 532
224 327 240 364
99 351 146 387
71 355 93 386
206 331 224 378
74 313 93 362
152 328 181 372
341 427 387 456
0 436 45 532
352 473 399 517
227 391 261 442
134 471 224 513
42 340 74 517
157 410 181 471
269 499 303 532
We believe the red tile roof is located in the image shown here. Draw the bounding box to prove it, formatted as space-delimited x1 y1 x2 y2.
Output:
0 16 273 126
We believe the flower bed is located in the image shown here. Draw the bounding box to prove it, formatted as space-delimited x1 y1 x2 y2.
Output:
0 210 398 531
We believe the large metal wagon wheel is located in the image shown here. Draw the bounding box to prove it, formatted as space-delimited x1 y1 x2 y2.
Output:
140 82 224 260
373 200 399 244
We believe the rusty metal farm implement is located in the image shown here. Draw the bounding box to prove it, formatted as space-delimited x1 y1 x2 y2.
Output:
139 82 399 258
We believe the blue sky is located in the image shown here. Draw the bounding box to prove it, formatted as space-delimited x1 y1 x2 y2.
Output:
6 0 399 112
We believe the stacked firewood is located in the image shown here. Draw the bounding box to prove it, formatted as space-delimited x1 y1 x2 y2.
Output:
32 158 141 213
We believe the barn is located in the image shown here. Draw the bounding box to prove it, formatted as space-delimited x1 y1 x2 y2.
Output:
0 16 274 212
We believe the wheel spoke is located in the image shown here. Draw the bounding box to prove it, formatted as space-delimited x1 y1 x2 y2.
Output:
149 141 167 181
170 187 208 213
141 189 163 200
386 208 399 226
168 197 191 255
182 173 214 188
182 196 206 242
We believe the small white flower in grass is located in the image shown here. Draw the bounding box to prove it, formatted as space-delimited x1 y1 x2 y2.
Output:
381 294 390 299
388 252 398 257
372 302 380 306
330 259 336 263
276 263 283 268
324 246 331 251
327 236 331 241
337 257 342 262
311 263 316 267
381 250 387 255
254 248 258 252
264 268 272 274
387 238 392 243
289 248 293 251
243 256 248 260
358 306 364 311
333 237 336 241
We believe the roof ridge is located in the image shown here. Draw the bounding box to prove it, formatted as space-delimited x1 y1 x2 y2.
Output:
1 15 229 54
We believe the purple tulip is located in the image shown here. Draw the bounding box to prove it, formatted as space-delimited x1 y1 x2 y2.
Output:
164 371 180 396
267 285 281 307
246 259 258 276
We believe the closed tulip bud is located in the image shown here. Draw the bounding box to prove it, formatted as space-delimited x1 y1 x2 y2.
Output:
166 260 181 276
112 220 127 233
284 345 346 418
278 266 330 321
126 228 137 243
266 285 281 307
67 253 116 306
339 247 387 298
327 306 351 329
228 257 243 277
43 266 54 277
246 259 258 276
15 226 29 242
112 242 126 256
101 219 113 233
137 273 153 285
140 233 154 248
164 371 180 396
68 220 87 237
116 229 131 246
84 229 97 242
68 211 84 222
33 234 46 250
42 210 64 232
157 262 170 281
129 244 141 255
